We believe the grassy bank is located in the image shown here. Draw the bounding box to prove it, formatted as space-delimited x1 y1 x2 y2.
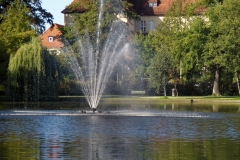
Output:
100 95 240 104
1 95 240 104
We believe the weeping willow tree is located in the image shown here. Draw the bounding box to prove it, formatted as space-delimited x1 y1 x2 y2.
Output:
7 37 61 101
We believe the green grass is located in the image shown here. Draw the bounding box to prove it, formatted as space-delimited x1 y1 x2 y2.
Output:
99 95 240 103
203 96 240 99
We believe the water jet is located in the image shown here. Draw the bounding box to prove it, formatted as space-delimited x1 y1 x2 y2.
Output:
63 0 129 110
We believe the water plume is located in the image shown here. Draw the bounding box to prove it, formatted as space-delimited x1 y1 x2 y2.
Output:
63 0 130 109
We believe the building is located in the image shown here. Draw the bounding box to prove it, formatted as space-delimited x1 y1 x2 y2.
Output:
61 0 203 34
39 0 205 52
128 0 205 33
127 0 174 33
61 0 85 27
61 0 174 32
40 23 64 54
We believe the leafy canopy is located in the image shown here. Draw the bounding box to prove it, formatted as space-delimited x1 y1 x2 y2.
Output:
0 0 53 33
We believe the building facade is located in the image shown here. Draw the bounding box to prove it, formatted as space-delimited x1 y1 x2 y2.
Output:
60 0 204 34
61 0 85 27
61 0 175 33
128 0 174 33
40 23 64 54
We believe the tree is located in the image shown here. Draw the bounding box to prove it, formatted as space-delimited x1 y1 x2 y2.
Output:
0 0 53 33
163 0 228 96
168 0 240 96
173 17 209 82
7 37 62 101
201 0 240 96
0 0 36 92
131 33 147 76
0 0 35 54
131 0 194 95
149 46 173 96
0 38 8 92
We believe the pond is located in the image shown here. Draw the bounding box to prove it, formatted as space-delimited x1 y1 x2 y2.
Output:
0 101 240 160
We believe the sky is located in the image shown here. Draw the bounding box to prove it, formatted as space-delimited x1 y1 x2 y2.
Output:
41 0 73 30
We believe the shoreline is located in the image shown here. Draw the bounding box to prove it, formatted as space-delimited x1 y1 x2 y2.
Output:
1 95 240 104
100 96 240 104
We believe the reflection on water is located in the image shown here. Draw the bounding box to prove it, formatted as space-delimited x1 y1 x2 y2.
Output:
0 102 240 159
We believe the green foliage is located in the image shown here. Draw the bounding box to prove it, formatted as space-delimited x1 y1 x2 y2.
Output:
201 0 223 6
149 48 173 94
0 0 35 55
121 0 139 20
56 54 84 95
0 38 9 83
59 79 83 96
0 0 37 91
133 0 240 96
0 0 53 33
64 0 136 49
173 17 209 82
0 0 31 32
201 0 240 95
169 0 240 95
132 32 157 78
71 0 99 40
208 0 240 72
7 37 62 101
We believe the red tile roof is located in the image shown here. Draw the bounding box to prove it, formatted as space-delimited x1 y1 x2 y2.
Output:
61 0 205 16
128 0 203 16
40 23 64 49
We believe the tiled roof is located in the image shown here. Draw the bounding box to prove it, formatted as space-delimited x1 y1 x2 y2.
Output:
61 0 86 13
40 23 64 49
128 0 203 16
61 0 205 16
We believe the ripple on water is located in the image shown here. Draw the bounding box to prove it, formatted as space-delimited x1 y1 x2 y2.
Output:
0 109 212 118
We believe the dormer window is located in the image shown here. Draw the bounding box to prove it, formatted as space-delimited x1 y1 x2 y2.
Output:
148 1 157 7
48 36 54 42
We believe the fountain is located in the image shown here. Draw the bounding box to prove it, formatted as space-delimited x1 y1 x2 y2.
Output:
62 0 130 109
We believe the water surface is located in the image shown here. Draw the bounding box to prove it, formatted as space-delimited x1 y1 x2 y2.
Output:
0 102 240 160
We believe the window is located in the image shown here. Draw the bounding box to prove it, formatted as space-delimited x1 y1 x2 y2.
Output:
141 21 146 32
149 20 155 31
48 36 53 42
149 2 157 7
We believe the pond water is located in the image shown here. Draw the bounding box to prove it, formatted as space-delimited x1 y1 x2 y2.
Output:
0 101 240 160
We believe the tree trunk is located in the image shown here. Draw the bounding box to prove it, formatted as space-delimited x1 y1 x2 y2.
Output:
175 84 178 96
236 71 240 96
163 85 166 96
212 66 221 96
163 74 167 96
180 60 183 80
